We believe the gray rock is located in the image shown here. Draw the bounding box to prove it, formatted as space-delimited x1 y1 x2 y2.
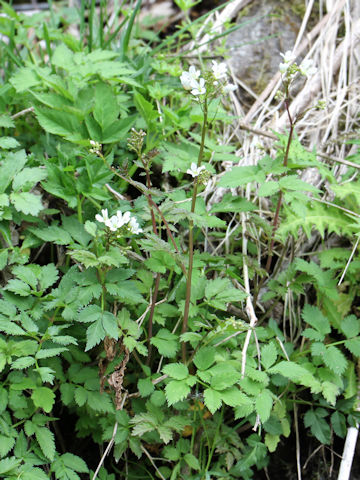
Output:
226 0 301 93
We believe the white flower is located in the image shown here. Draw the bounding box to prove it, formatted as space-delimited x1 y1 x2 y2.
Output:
279 50 296 75
95 209 142 235
279 63 288 74
223 83 237 93
89 139 102 154
116 210 131 227
191 78 206 96
211 60 228 81
187 162 206 178
180 66 201 90
280 50 296 64
299 58 317 77
95 209 110 224
128 217 143 234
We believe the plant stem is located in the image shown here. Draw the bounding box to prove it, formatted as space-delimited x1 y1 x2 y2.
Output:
254 100 295 305
144 161 161 365
77 195 83 224
181 100 208 364
265 102 294 273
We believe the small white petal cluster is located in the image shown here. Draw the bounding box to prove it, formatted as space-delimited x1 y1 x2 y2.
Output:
279 50 296 74
187 162 206 178
180 62 237 97
180 66 206 96
95 209 142 234
89 140 102 155
211 60 228 83
211 60 237 94
299 58 317 77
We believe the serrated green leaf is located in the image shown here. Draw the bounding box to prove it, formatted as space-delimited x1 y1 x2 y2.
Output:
11 356 36 369
10 192 43 215
193 347 216 370
331 411 347 438
205 277 246 310
157 425 173 444
0 319 25 335
0 388 8 414
321 381 339 406
0 149 27 193
39 263 59 290
218 165 265 188
210 369 241 391
74 386 87 407
137 378 155 397
78 304 102 323
268 361 321 392
0 434 15 457
37 367 55 384
258 181 279 197
85 318 106 351
151 329 179 358
209 194 256 213
162 363 189 380
279 175 319 193
31 387 55 413
62 452 88 472
221 387 250 407
264 433 280 453
184 453 200 471
35 107 81 140
279 202 352 240
302 328 325 341
341 315 360 339
12 167 47 192
60 383 75 405
304 409 330 444
5 279 31 296
204 388 222 414
0 114 15 128
302 304 330 337
36 347 67 359
84 220 97 237
0 456 21 474
94 82 119 130
0 137 20 149
102 311 118 340
10 67 41 92
255 389 273 423
323 346 347 375
35 425 56 460
345 338 360 357
165 380 190 406
261 343 277 369
29 225 72 245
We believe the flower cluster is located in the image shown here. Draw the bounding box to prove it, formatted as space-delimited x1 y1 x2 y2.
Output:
127 128 146 156
187 162 205 178
89 140 102 155
180 66 206 96
95 209 142 235
279 50 296 74
299 58 317 77
279 50 317 79
186 162 210 184
180 61 237 98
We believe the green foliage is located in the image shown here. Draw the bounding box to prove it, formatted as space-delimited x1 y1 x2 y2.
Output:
0 2 358 479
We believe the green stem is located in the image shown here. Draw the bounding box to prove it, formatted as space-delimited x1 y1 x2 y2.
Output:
77 195 83 224
181 100 208 364
205 405 224 472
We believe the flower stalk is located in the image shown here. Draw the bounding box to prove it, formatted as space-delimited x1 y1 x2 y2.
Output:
181 99 208 364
